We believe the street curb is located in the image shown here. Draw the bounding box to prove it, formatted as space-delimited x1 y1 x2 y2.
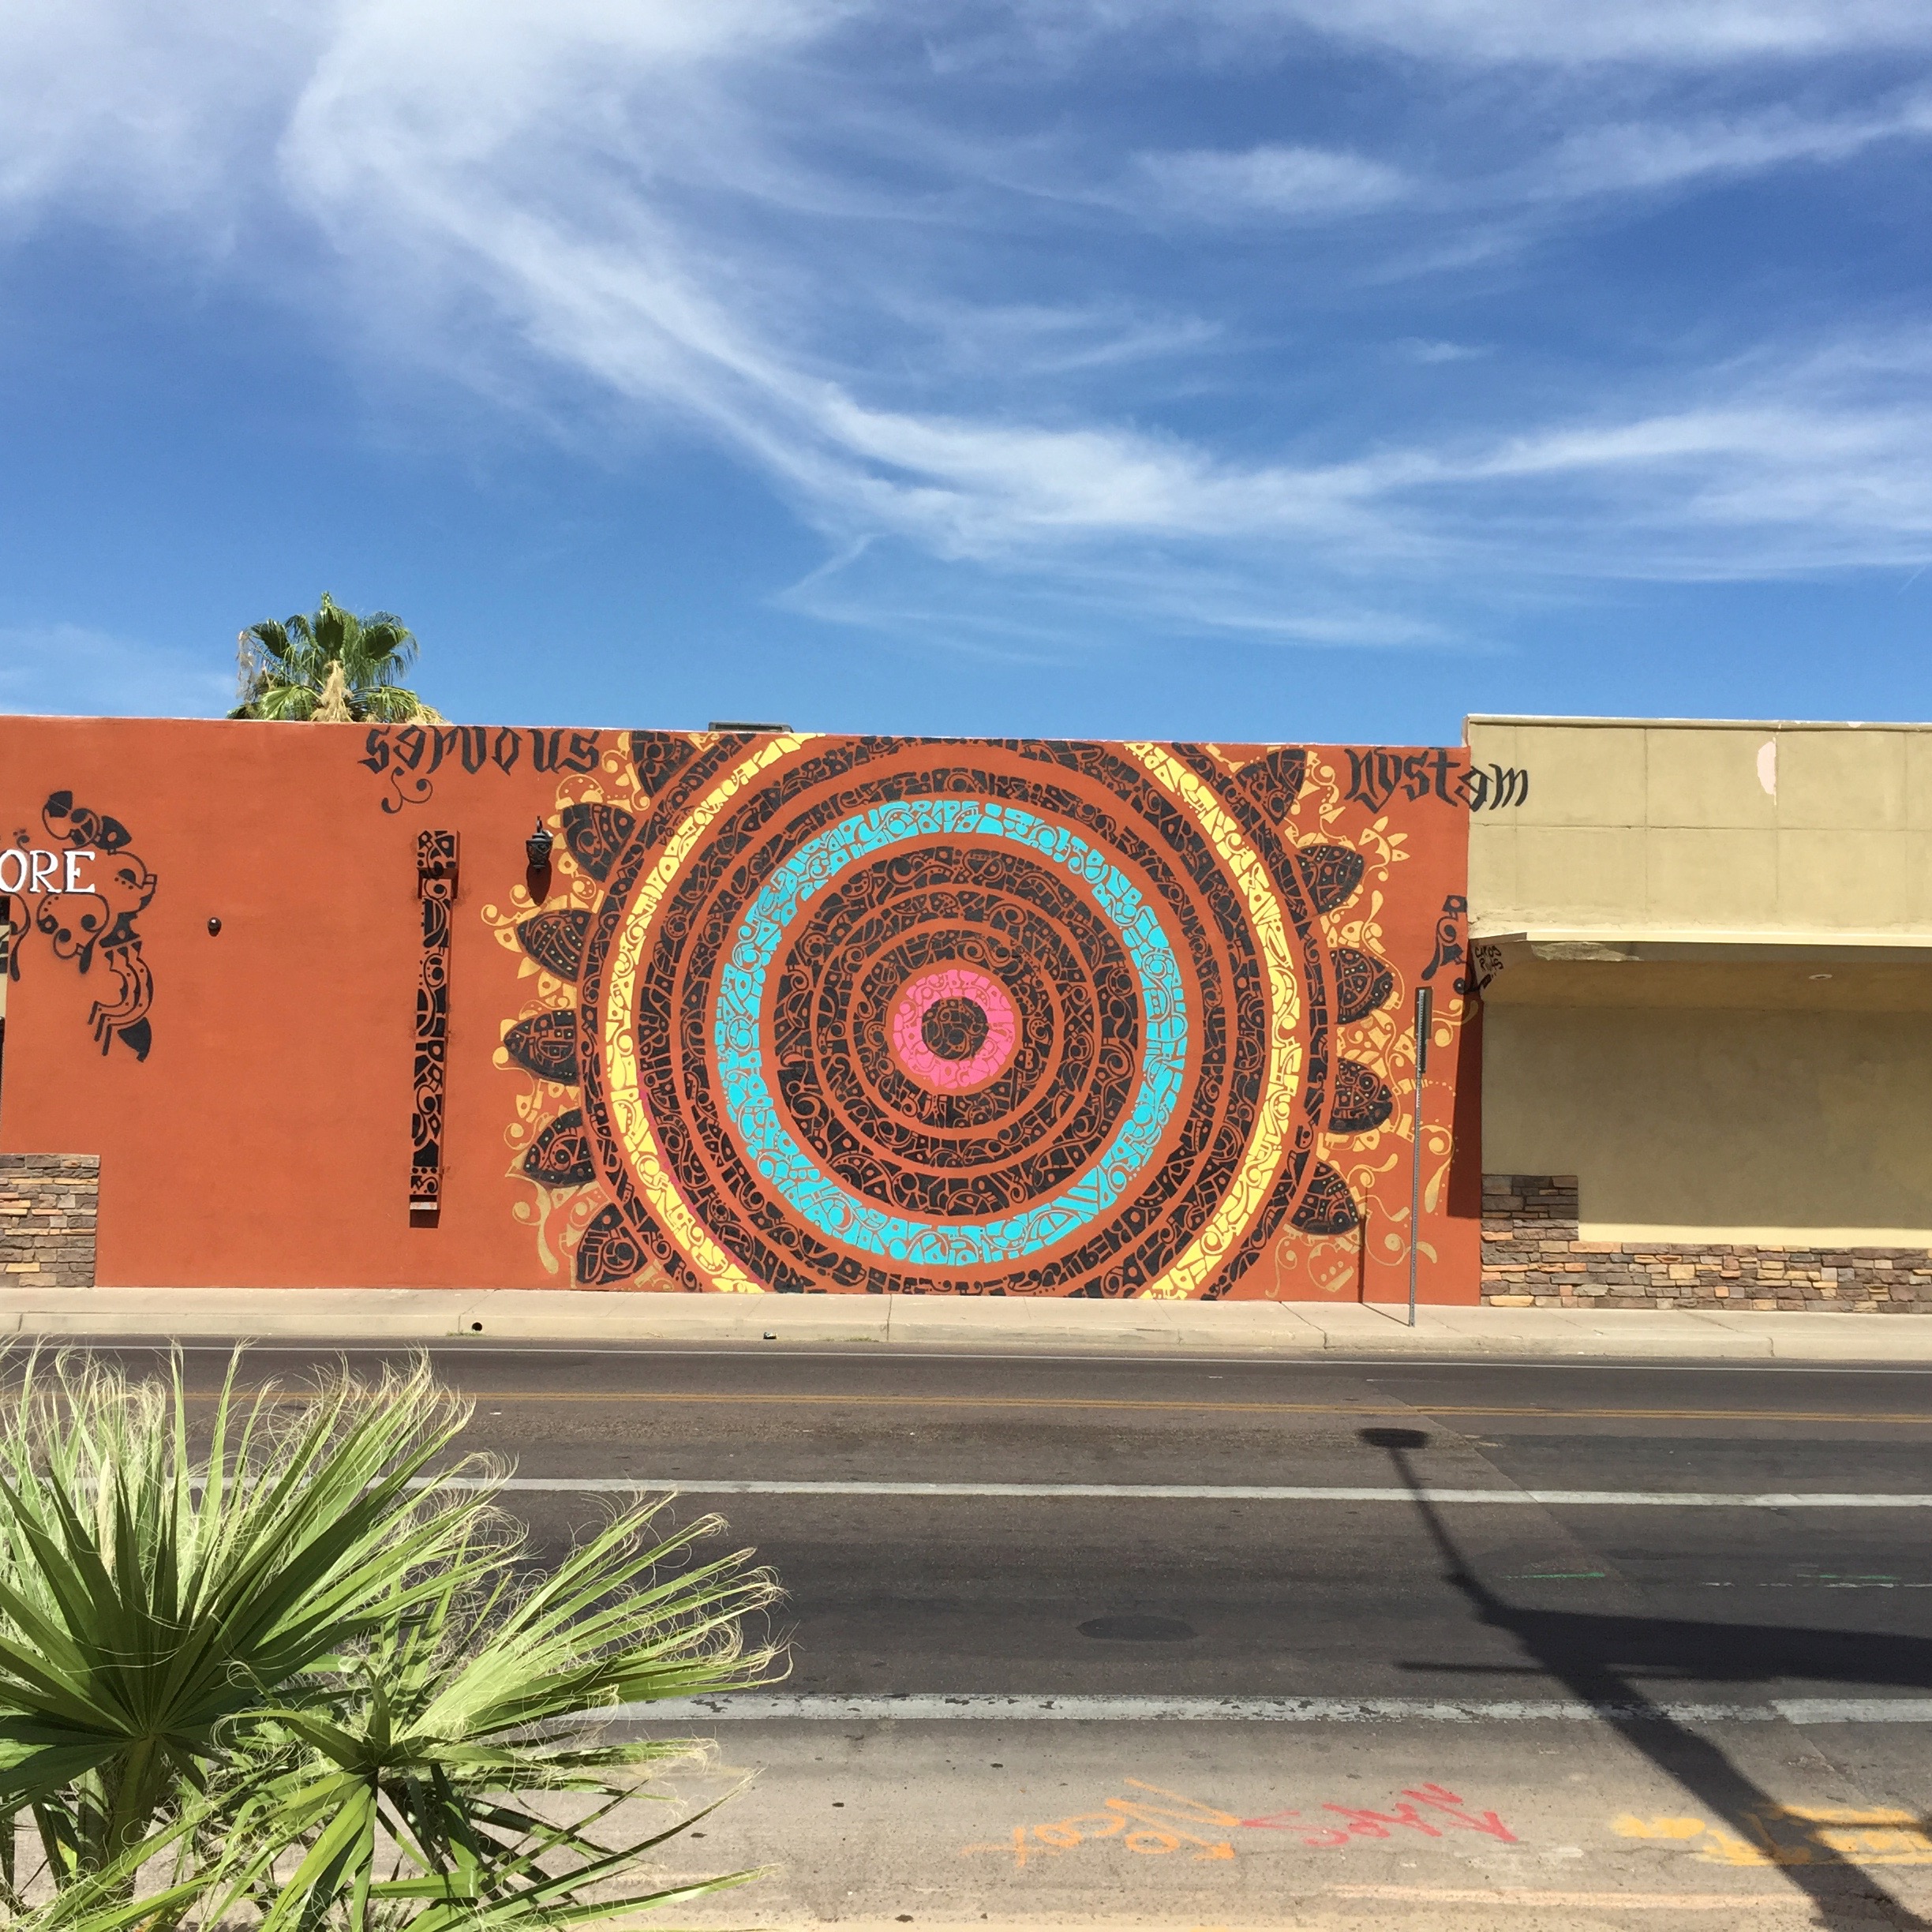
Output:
2 1289 1930 1362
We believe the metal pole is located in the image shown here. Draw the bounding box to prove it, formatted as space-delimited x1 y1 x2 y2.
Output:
1408 984 1432 1327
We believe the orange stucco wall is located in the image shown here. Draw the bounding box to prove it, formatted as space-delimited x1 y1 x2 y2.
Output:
0 719 1481 1298
0 717 565 1286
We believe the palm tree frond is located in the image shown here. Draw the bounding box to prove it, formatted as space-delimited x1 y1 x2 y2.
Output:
229 597 435 724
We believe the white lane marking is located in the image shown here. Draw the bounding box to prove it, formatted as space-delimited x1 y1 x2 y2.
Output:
1775 1698 1932 1723
445 1477 1932 1506
603 1693 1932 1724
1697 1579 1932 1589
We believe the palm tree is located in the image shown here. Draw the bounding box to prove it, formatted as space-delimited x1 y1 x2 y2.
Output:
230 593 443 723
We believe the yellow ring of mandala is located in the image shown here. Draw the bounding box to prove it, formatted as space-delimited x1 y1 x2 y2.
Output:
1124 743 1303 1301
602 734 804 1294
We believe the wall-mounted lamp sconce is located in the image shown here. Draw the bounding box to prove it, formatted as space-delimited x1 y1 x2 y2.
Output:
525 821 555 870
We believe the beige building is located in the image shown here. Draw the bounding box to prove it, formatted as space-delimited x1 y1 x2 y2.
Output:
1467 716 1932 1310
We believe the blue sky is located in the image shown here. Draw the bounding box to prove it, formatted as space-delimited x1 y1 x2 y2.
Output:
3 0 1931 743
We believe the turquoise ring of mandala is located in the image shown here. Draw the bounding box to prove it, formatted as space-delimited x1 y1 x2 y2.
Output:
713 798 1188 1267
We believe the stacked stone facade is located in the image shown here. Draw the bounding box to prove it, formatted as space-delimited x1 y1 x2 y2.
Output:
1481 1174 1932 1311
0 1153 98 1290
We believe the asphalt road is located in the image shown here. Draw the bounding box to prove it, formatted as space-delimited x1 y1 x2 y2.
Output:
69 1339 1932 1928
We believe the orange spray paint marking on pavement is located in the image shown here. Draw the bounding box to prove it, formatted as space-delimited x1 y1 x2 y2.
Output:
964 1780 1239 1866
1242 1782 1516 1848
963 1779 1513 1868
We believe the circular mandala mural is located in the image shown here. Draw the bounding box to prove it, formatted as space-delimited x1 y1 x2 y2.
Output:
500 734 1399 1298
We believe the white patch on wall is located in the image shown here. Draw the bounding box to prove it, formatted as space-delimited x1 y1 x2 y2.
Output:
1757 739 1778 797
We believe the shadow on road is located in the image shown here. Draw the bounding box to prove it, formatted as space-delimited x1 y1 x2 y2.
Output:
1359 1425 1932 1930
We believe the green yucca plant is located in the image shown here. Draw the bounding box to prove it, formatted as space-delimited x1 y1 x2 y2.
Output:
6 1803 241 1932
0 1350 783 1930
234 1497 779 1932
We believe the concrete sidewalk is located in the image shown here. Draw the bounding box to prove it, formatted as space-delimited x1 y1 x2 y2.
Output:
2 1286 1930 1361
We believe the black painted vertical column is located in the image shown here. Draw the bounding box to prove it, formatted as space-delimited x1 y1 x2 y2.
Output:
411 829 459 1220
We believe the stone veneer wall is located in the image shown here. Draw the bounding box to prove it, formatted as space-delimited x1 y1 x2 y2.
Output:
1481 1174 1932 1310
0 1154 98 1290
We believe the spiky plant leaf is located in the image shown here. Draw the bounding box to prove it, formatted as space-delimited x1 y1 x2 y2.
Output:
0 1347 786 1931
0 1350 501 1871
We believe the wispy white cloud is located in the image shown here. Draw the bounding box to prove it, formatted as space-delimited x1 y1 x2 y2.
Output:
2 0 1930 666
1535 94 1932 197
0 625 236 717
837 298 1225 382
1124 0 1932 66
772 536 1467 670
1127 95 1932 234
1396 339 1490 364
1134 144 1407 219
0 0 324 230
301 142 1932 582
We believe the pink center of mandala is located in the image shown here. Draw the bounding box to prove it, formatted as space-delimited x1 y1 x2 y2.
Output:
889 968 1019 1091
